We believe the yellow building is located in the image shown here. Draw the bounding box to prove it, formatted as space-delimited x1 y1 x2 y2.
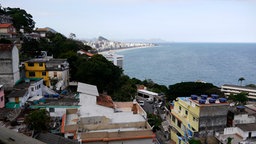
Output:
24 59 50 86
24 58 69 89
170 95 229 144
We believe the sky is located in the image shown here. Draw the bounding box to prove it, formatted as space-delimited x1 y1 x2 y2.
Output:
1 0 256 42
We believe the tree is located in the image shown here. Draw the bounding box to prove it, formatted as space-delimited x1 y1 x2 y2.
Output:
147 114 162 132
227 137 233 144
75 54 123 94
4 7 35 33
112 75 137 101
228 92 248 106
25 109 51 132
167 82 218 101
238 77 245 86
189 138 201 144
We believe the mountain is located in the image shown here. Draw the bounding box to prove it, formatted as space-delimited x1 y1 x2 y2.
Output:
120 38 168 43
98 36 109 41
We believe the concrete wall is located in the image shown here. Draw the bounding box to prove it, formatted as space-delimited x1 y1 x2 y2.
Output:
12 46 20 84
0 86 4 108
80 121 147 131
234 114 256 124
199 105 229 136
0 46 19 89
84 139 154 144
47 107 67 117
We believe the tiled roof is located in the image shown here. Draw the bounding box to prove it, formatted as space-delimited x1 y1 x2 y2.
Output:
0 44 13 51
81 130 155 142
0 23 12 28
97 94 114 108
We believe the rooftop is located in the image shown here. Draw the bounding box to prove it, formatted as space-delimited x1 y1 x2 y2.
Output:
222 84 256 91
0 44 14 51
0 126 46 144
81 130 154 143
237 123 256 132
0 23 12 28
77 82 99 96
179 95 229 106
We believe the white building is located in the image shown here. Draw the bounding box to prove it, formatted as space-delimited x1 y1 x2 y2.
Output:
102 52 124 68
62 82 155 144
221 84 256 101
6 78 43 108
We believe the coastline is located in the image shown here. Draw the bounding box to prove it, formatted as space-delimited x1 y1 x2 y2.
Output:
98 45 158 55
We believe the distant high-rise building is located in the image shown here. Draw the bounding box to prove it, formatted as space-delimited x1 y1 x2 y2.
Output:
103 52 124 68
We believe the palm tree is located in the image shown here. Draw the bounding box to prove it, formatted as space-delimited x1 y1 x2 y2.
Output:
238 77 245 86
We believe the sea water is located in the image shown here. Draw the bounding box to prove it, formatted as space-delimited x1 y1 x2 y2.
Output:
117 43 256 86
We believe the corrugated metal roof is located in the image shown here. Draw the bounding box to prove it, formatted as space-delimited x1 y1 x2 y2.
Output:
77 82 99 96
0 126 46 144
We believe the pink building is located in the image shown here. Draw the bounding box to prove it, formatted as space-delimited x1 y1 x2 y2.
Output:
0 85 4 108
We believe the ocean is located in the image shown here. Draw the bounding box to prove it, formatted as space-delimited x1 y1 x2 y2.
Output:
117 43 256 87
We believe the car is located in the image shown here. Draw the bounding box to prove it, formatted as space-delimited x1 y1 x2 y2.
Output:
138 100 145 106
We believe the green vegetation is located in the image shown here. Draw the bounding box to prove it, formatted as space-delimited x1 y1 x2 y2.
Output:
167 82 222 101
147 114 162 132
189 138 201 144
238 77 245 86
228 92 248 105
25 109 51 132
0 7 35 33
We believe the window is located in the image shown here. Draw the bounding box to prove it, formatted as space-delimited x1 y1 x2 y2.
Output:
29 72 35 77
177 120 181 128
39 63 43 67
185 110 188 115
31 87 34 91
172 115 175 122
0 96 3 102
42 71 46 76
49 108 55 112
28 63 34 66
179 106 181 110
54 72 57 77
193 117 198 122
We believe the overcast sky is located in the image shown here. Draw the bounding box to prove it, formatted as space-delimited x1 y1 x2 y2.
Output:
1 0 256 42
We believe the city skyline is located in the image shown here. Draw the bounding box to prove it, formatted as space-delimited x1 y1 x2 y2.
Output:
1 0 256 42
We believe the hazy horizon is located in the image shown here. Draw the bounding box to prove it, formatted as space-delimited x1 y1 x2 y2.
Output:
1 0 256 43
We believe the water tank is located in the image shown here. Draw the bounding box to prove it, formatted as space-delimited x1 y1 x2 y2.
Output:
201 95 208 100
44 94 49 98
211 94 219 99
209 98 216 103
219 98 227 103
191 95 198 100
236 105 245 112
52 94 59 98
199 99 206 104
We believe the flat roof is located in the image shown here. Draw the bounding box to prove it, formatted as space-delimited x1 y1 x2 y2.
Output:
77 82 99 96
137 89 158 96
237 123 256 132
179 96 229 106
79 93 146 123
222 84 256 91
